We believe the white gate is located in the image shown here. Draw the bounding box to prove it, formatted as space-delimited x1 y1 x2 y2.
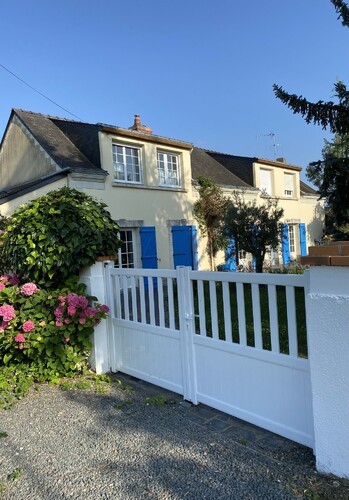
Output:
105 264 314 448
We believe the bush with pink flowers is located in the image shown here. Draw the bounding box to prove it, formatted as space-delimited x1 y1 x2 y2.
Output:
0 275 109 379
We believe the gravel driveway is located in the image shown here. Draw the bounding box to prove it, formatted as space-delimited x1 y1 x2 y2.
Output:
1 373 348 499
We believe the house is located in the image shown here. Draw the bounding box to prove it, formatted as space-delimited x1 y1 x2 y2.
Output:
191 147 324 268
0 109 324 271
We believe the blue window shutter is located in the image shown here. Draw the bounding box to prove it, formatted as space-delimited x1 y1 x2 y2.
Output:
140 227 158 269
225 238 236 271
191 225 199 270
281 224 290 264
171 226 194 268
299 223 307 256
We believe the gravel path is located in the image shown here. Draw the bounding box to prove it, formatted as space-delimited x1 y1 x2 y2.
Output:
1 374 349 499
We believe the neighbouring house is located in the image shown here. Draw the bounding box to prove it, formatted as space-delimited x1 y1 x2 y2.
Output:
191 147 324 269
0 109 324 271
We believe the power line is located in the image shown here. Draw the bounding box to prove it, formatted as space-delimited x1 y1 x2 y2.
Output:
0 63 82 120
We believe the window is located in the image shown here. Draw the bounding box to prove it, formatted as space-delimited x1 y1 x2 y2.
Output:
157 152 180 186
284 173 294 197
118 230 135 268
112 144 142 183
260 169 272 195
289 225 295 253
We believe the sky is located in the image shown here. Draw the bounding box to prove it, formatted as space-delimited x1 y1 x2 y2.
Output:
1 0 348 183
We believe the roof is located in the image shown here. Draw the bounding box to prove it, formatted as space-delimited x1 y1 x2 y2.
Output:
191 148 251 188
194 148 317 195
3 109 318 196
300 180 318 195
13 109 106 176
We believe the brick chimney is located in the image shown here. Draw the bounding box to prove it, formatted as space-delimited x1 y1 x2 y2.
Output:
128 114 152 134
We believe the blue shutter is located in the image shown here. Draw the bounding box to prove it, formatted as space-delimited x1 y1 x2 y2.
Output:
224 238 236 271
299 223 307 256
140 227 158 269
172 226 194 268
191 225 199 270
281 224 290 264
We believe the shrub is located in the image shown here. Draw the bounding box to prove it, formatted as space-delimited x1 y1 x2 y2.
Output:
0 187 120 288
0 275 109 379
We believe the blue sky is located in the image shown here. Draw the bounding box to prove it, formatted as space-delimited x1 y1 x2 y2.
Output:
1 0 348 182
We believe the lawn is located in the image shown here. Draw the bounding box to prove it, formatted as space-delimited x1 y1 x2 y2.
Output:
192 282 307 358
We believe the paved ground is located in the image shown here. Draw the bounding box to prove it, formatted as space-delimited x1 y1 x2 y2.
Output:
1 373 349 499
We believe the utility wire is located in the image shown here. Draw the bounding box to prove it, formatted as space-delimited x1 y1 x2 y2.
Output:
0 63 82 120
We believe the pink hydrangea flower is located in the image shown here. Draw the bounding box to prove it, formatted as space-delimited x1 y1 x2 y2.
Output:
64 337 70 342
54 307 64 318
0 283 5 292
55 320 63 327
19 344 24 350
0 305 16 321
22 320 35 333
8 274 20 286
0 275 9 283
67 306 76 316
15 333 26 343
0 320 8 331
84 307 99 318
79 318 86 325
64 318 70 325
21 283 38 296
100 304 109 313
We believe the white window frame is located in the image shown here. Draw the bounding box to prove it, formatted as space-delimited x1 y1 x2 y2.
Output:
112 143 142 184
289 224 295 254
259 168 273 196
157 151 181 187
284 173 294 197
118 229 140 268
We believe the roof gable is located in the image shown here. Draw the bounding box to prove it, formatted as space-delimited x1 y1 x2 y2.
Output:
13 110 106 176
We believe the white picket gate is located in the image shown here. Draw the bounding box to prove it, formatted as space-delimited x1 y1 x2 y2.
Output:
104 264 314 448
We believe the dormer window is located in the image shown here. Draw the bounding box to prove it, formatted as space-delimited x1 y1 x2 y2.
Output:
157 151 180 187
284 173 294 197
260 168 272 196
112 144 142 184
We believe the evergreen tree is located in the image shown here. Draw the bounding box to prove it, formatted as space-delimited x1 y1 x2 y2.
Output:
273 1 349 237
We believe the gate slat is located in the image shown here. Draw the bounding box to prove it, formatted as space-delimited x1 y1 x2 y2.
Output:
122 276 130 321
209 280 219 339
197 280 207 336
222 281 232 343
139 277 146 323
130 276 138 322
236 282 247 346
167 278 175 329
158 277 165 327
114 275 122 319
252 284 263 349
148 278 156 325
267 284 280 353
286 286 298 357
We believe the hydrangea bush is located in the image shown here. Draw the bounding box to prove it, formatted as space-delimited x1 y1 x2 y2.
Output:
0 275 109 379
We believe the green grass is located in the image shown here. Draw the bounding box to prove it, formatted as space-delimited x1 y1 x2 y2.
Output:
193 281 307 358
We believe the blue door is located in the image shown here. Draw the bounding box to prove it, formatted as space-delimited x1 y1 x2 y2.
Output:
299 223 307 256
171 225 198 269
281 224 290 264
140 226 158 289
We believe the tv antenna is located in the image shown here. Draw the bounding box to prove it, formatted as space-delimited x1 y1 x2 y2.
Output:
264 132 280 158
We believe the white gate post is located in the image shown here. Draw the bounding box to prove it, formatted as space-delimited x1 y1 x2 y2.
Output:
80 260 113 374
303 244 349 478
177 266 198 403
